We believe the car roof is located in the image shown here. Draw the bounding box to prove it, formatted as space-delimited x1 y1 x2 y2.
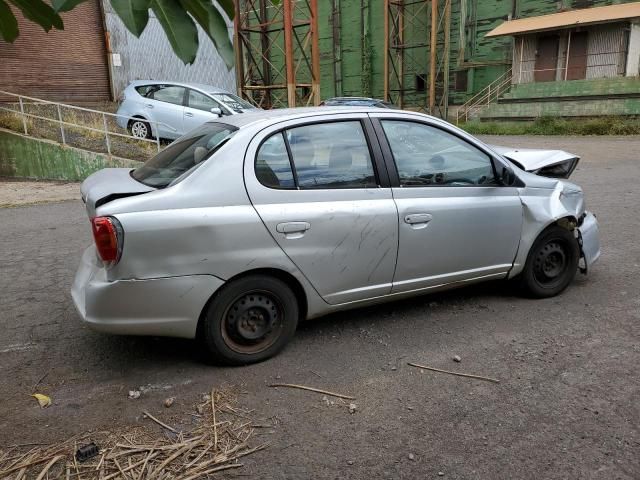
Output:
204 106 437 129
128 80 230 94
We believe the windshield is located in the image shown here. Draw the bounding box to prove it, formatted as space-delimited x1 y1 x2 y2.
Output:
211 93 255 112
132 123 238 188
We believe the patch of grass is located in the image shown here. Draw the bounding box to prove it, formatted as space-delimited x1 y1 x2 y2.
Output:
0 102 157 161
460 116 640 136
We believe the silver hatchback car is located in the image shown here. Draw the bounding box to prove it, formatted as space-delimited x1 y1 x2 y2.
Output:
115 81 258 140
73 108 600 365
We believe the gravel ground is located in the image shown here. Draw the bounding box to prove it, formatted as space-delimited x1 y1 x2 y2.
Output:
0 135 638 479
0 178 79 207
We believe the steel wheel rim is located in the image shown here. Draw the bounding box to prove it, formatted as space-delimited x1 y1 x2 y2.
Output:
533 240 568 288
131 121 147 138
221 289 284 354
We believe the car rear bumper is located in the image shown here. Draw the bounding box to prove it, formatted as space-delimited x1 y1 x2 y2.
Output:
71 246 224 338
578 211 601 274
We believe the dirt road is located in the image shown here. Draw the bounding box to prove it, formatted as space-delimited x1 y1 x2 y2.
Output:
0 136 638 479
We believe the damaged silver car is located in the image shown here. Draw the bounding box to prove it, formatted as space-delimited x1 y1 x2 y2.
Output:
72 108 600 365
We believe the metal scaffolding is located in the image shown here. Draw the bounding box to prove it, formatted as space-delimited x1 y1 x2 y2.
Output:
234 0 320 109
384 0 451 118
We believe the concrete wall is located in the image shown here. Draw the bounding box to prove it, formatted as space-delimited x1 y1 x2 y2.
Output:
102 1 236 99
0 129 140 181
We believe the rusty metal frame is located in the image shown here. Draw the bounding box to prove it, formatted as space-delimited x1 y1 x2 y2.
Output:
384 0 451 118
234 0 320 109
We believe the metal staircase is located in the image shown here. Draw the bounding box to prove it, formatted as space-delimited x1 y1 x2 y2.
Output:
456 69 513 124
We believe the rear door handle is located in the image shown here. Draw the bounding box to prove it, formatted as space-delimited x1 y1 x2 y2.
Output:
276 222 310 234
185 112 194 117
404 213 433 225
145 103 153 108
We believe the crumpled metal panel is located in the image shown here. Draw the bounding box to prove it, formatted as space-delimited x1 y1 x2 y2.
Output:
103 1 236 98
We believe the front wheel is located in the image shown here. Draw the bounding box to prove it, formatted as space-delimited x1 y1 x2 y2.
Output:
518 226 580 298
200 275 299 365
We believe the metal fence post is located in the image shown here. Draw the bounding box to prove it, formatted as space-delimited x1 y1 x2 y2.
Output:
18 96 28 135
57 104 66 145
156 126 161 152
103 113 111 156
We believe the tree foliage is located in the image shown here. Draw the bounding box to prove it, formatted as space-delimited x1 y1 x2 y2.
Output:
0 0 281 68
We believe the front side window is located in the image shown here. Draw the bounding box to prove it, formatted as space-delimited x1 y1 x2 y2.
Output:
381 120 496 187
151 85 185 106
255 121 378 190
132 123 237 188
188 90 223 113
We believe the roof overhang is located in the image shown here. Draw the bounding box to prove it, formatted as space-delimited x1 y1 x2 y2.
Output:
486 2 640 38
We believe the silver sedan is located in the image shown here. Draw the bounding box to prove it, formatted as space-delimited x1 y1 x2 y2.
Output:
72 108 600 365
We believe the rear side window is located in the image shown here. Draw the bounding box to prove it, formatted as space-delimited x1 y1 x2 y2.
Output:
255 121 377 190
135 85 155 97
151 85 185 106
256 133 295 189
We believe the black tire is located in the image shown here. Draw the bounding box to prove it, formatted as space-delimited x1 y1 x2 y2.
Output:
128 118 151 139
201 275 299 365
518 225 580 298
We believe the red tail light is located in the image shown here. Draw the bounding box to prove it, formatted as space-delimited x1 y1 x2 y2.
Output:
91 216 124 266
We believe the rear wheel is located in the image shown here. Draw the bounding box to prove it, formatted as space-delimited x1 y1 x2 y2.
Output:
129 118 151 139
519 225 579 298
201 275 299 365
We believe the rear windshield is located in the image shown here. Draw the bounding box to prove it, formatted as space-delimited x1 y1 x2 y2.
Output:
131 123 237 188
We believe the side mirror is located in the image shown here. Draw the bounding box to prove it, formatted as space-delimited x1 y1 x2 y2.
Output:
210 107 222 117
500 166 516 186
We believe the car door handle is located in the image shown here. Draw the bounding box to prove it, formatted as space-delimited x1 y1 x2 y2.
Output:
185 112 194 117
276 222 310 234
145 103 153 108
404 213 433 225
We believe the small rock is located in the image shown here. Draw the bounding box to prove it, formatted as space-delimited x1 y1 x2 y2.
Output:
196 404 205 415
128 390 141 399
201 393 211 403
438 472 445 476
453 355 461 363
276 374 281 380
348 403 357 414
408 453 416 461
347 460 354 466
391 366 397 371
164 397 175 408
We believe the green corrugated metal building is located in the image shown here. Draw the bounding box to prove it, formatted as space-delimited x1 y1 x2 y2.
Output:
311 0 640 118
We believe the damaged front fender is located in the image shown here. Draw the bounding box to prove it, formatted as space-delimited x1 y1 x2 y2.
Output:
509 173 595 278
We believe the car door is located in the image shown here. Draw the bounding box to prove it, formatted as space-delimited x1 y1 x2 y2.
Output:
146 84 186 139
370 113 523 293
184 89 227 133
243 114 399 305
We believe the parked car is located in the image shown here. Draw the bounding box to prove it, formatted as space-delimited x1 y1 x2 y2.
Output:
115 81 258 140
73 107 600 365
320 97 395 108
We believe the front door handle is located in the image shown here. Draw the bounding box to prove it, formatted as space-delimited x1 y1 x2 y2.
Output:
404 213 433 225
185 112 194 117
276 222 310 234
145 103 154 108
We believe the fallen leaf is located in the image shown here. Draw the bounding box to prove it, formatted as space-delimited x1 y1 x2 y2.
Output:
32 393 51 408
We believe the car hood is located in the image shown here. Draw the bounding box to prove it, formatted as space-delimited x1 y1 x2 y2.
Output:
490 145 580 179
81 168 154 217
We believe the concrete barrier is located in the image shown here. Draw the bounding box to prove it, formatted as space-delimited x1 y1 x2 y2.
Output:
0 129 141 181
